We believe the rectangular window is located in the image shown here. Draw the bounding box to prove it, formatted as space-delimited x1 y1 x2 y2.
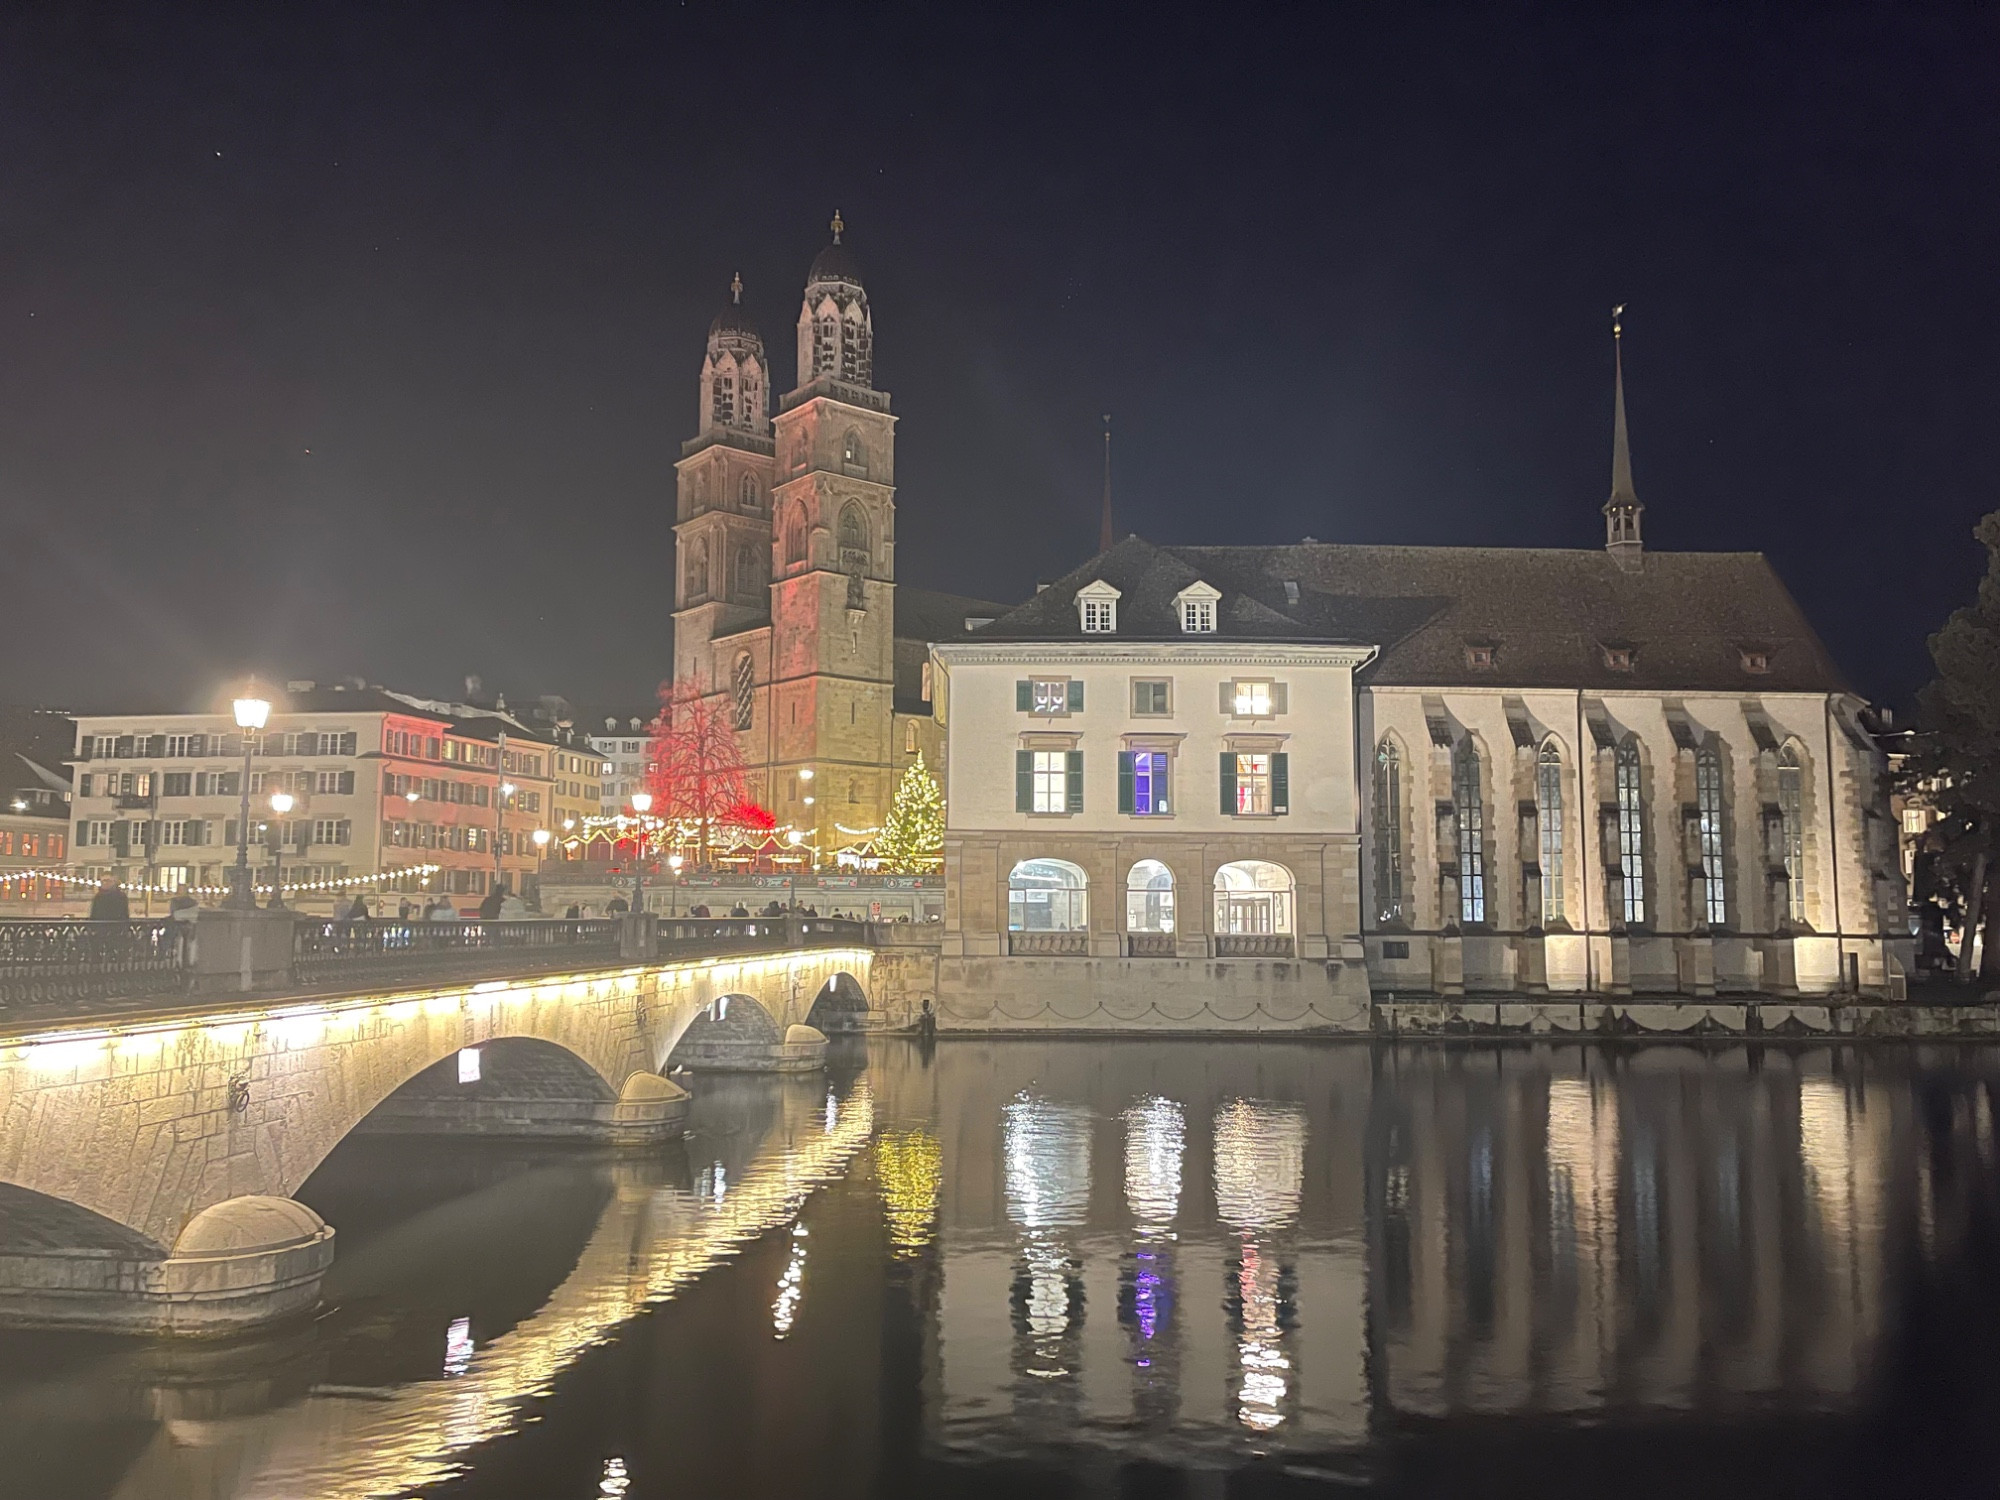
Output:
1235 753 1272 815
1081 598 1116 632
1021 678 1079 716
77 773 94 798
313 819 350 846
1031 750 1067 813
1181 598 1216 633
1118 750 1171 815
1132 679 1171 716
1232 680 1272 716
161 772 192 797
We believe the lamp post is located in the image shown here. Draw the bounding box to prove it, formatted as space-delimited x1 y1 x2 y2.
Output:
787 828 804 911
266 790 294 909
495 779 515 898
228 688 271 910
667 852 683 917
629 791 652 915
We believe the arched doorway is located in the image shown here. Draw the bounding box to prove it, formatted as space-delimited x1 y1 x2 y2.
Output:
1126 859 1176 956
1008 858 1089 955
1214 860 1295 957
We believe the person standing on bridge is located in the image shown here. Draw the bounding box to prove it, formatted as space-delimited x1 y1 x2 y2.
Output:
88 873 130 923
478 882 506 921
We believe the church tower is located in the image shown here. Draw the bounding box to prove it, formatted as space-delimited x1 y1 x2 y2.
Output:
673 274 779 689
766 211 899 849
1603 304 1645 571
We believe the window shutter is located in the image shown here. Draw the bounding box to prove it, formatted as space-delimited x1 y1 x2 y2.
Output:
1272 753 1290 814
78 739 93 761
149 735 167 757
1220 681 1235 713
339 770 355 795
1067 680 1084 713
1271 683 1289 715
189 733 207 756
224 819 239 847
1016 680 1032 713
1066 750 1084 812
1220 753 1238 815
1016 750 1033 812
340 732 357 755
1117 751 1136 814
338 820 352 846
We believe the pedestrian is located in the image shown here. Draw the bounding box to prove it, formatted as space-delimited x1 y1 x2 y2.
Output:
565 902 581 920
428 897 457 922
499 888 529 920
89 873 130 923
607 895 628 914
397 898 413 921
729 903 749 917
478 883 506 920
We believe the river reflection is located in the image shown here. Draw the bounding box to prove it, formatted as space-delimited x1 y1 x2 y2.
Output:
4 1040 2000 1497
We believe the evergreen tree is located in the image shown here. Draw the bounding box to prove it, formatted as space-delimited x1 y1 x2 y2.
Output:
1909 509 2000 980
877 753 944 874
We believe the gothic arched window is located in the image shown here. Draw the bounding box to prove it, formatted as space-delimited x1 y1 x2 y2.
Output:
732 653 755 732
1372 739 1404 924
733 546 760 602
1452 737 1485 925
1778 744 1807 924
1616 738 1647 926
739 474 759 513
1536 741 1565 925
782 503 808 566
683 537 709 604
710 373 733 427
842 428 867 473
839 503 870 607
1696 740 1729 928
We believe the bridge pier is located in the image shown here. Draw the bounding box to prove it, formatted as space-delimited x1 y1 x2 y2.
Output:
0 1192 333 1336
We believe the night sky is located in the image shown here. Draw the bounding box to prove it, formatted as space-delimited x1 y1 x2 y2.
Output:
1 4 1993 716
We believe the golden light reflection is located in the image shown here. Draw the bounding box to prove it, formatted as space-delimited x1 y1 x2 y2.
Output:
1546 1076 1618 1253
1213 1098 1305 1231
876 1130 942 1257
165 1085 876 1500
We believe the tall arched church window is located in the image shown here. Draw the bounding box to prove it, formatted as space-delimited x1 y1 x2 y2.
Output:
739 474 759 512
1696 741 1729 927
732 653 755 732
839 503 870 607
733 546 760 601
1777 745 1806 924
815 315 838 377
710 374 733 427
683 537 709 604
1536 742 1565 925
1616 739 1647 925
1373 740 1404 924
1452 737 1486 925
842 429 867 474
783 504 808 566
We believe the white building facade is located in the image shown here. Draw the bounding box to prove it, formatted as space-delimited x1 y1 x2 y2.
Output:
932 528 1910 1029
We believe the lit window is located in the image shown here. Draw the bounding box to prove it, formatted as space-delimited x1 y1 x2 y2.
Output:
1122 750 1171 815
1233 681 1272 716
1082 597 1116 632
1236 753 1272 815
1031 751 1067 813
1181 598 1216 633
1031 679 1071 715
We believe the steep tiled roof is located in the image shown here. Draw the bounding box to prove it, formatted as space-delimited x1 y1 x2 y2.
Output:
960 536 1847 695
893 585 1010 644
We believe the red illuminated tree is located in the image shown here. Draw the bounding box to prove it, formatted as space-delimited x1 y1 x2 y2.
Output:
645 678 759 864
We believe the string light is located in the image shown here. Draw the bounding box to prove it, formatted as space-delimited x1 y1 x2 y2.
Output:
0 864 443 897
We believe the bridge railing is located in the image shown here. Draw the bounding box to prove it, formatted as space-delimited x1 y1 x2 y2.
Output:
656 915 871 957
0 920 190 1009
292 918 624 983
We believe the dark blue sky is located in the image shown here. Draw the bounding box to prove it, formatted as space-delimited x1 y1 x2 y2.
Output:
0 3 1993 713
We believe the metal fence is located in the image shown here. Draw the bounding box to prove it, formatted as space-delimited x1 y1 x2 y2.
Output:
0 920 190 1009
292 918 623 981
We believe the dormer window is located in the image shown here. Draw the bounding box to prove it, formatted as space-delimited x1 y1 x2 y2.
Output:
1739 648 1770 674
1076 579 1122 634
1174 580 1221 634
1465 643 1496 671
1602 644 1636 672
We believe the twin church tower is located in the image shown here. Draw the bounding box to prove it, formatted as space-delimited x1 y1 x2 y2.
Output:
673 215 961 855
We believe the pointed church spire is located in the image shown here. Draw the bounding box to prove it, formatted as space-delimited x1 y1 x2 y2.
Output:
1100 413 1114 553
1603 303 1644 570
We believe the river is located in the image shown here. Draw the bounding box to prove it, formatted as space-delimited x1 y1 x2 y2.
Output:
2 1038 1997 1498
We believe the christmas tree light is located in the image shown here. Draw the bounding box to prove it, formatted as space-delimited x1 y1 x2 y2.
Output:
875 754 943 873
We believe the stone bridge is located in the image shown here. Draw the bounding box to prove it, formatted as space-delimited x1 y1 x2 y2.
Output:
0 943 873 1334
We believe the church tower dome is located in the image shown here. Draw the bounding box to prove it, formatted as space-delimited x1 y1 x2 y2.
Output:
796 210 873 390
700 272 769 438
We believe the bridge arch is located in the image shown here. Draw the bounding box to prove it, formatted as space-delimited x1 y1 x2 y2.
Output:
804 971 871 1034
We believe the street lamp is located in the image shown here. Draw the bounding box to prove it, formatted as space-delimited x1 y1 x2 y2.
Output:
667 852 683 917
266 791 294 909
228 687 270 910
628 790 652 914
495 779 516 895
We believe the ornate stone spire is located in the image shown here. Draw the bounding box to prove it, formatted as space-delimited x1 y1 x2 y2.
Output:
1603 304 1644 569
798 213 872 388
701 273 767 436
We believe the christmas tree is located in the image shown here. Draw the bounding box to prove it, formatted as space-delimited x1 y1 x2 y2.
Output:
877 753 944 873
